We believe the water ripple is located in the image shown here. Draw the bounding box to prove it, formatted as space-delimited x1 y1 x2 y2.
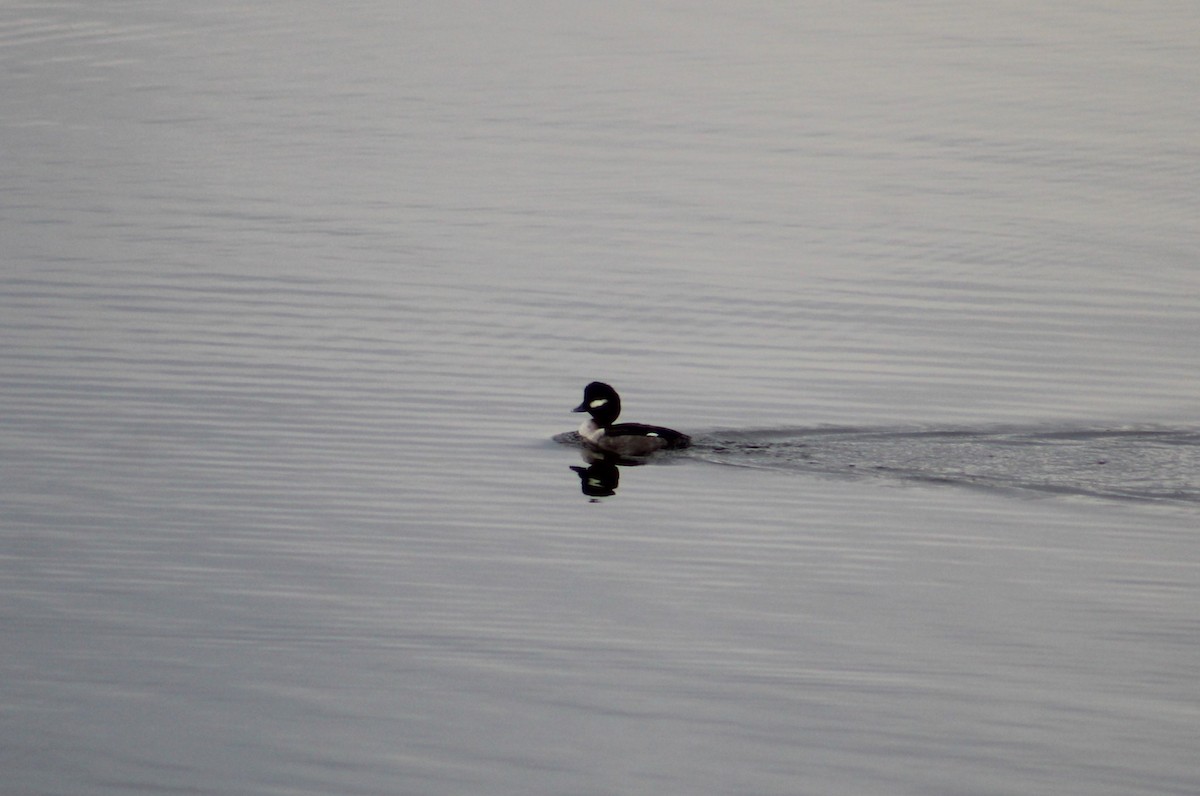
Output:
690 426 1200 506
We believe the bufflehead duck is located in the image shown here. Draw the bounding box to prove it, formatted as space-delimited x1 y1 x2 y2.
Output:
572 382 691 456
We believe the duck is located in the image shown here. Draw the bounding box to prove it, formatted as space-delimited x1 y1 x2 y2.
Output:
571 382 691 457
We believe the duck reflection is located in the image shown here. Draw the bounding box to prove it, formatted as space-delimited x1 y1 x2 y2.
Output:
557 429 683 500
568 448 657 500
570 459 620 499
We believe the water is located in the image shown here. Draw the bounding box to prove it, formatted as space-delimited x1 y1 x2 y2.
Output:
3 2 1199 794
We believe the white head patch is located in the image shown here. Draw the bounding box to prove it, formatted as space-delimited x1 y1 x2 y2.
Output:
589 398 608 409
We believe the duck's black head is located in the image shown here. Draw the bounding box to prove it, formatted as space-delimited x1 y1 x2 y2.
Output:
572 381 621 427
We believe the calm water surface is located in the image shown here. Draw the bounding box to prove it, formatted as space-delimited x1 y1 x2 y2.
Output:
3 2 1199 794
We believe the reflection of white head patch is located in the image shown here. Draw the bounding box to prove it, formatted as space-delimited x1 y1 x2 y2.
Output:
589 398 608 408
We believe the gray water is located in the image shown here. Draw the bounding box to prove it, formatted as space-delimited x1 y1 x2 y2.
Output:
3 2 1199 794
